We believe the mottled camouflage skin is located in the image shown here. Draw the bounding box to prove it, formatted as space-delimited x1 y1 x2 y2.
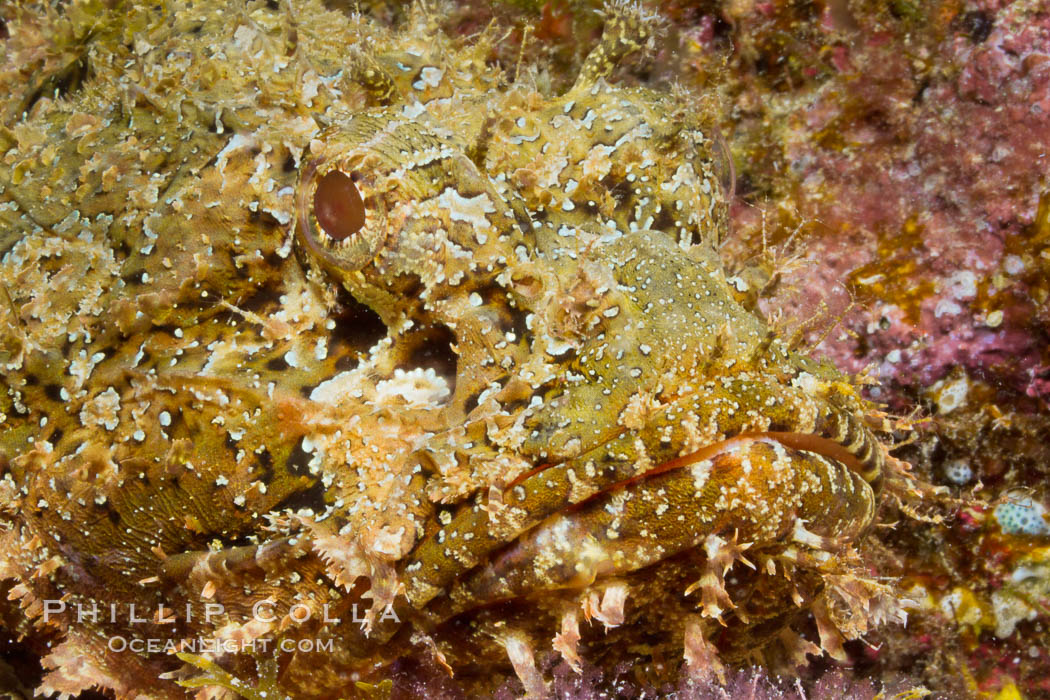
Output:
0 1 905 696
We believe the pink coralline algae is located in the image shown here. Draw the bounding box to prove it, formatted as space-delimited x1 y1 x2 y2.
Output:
745 1 1050 409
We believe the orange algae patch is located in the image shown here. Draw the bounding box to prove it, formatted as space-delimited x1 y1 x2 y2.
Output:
848 215 936 325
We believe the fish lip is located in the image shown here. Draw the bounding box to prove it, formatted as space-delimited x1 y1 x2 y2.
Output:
522 429 878 511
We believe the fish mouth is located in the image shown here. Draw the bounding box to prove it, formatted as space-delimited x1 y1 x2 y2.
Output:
403 401 888 609
433 431 879 618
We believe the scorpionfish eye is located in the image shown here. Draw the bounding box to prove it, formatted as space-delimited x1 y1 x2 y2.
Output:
313 170 366 241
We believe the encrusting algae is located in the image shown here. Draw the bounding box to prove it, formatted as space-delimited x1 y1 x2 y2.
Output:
0 1 929 696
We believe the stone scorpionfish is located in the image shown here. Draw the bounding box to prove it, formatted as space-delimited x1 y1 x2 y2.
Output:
0 1 914 696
